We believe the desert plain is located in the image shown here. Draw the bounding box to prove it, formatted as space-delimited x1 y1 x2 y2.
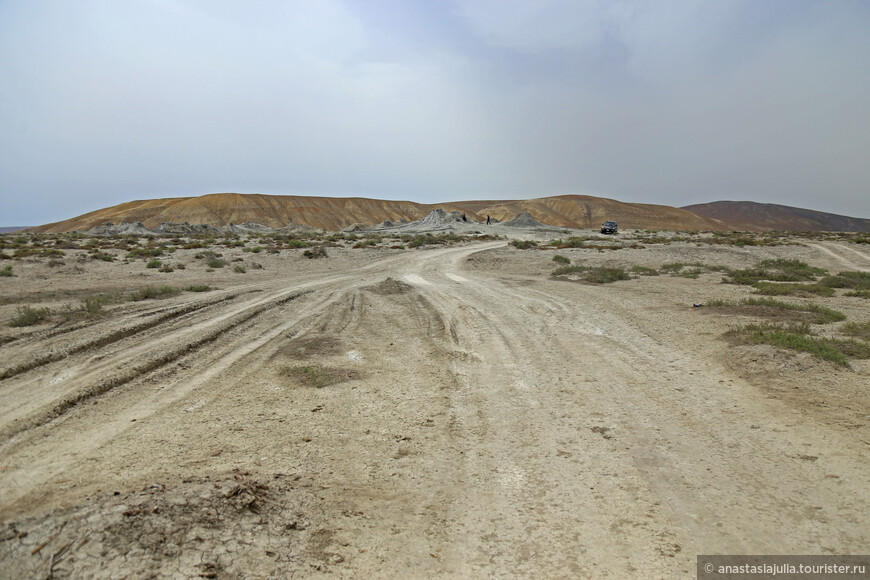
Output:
0 224 869 578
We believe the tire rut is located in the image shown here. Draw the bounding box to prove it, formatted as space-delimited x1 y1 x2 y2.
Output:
0 290 310 442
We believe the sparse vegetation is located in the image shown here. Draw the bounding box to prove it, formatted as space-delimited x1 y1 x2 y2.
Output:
723 259 827 285
8 306 51 327
303 245 328 259
128 286 182 301
233 265 246 273
146 259 162 269
552 254 570 264
725 322 850 366
706 297 846 324
750 282 835 297
582 267 631 284
185 284 212 292
551 265 630 283
819 271 870 291
629 265 659 276
0 265 13 277
842 321 870 340
206 258 227 269
510 240 538 249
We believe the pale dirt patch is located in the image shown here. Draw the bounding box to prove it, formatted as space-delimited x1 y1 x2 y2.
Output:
0 235 868 578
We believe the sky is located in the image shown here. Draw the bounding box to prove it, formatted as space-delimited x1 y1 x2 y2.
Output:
1 0 869 226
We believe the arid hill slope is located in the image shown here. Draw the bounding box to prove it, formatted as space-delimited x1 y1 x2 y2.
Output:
28 193 725 232
682 201 870 232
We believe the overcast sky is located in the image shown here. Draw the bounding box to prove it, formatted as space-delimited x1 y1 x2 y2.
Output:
2 0 869 226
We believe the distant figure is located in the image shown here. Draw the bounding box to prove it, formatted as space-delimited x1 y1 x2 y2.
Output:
461 213 467 222
486 215 491 225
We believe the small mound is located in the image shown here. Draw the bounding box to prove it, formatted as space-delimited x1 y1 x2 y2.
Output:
365 278 414 295
502 212 545 228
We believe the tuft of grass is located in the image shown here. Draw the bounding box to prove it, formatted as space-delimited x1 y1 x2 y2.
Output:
128 286 181 301
303 246 328 259
146 259 162 269
8 306 51 327
206 258 227 269
285 239 309 249
185 284 212 292
233 265 246 273
751 282 835 297
0 265 14 277
126 247 164 259
819 271 870 290
845 290 870 299
629 265 659 276
552 265 588 276
842 321 870 340
552 254 571 264
510 240 538 249
758 259 827 280
582 267 631 284
726 322 849 366
724 259 827 285
707 297 845 324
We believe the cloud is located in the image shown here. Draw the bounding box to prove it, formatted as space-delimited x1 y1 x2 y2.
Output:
1 0 869 224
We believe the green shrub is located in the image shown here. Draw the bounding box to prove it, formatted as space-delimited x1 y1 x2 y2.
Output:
629 265 659 276
303 246 328 259
582 267 631 284
552 255 570 264
726 322 849 366
126 248 163 259
757 259 827 280
128 286 181 301
0 265 13 277
285 239 308 249
845 290 870 299
820 271 870 290
842 321 870 340
751 282 835 297
233 265 246 273
146 259 162 269
206 258 227 268
185 284 212 292
552 265 588 276
709 297 845 324
510 240 538 249
8 306 51 327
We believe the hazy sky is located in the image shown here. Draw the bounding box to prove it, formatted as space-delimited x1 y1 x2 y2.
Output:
2 0 869 225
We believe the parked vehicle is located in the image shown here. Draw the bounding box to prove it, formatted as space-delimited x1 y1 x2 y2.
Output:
600 220 618 234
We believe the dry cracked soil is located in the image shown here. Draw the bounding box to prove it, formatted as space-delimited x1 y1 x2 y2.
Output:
0 232 869 578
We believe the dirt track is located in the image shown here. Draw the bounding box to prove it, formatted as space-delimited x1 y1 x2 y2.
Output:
1 239 869 578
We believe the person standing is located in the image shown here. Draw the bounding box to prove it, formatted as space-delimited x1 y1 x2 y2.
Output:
486 215 491 225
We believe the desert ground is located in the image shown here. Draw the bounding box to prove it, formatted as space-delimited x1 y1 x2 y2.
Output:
0 227 869 578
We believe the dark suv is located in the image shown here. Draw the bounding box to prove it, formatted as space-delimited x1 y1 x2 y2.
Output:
600 220 618 234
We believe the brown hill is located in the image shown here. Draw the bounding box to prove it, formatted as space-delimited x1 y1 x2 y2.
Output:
27 193 727 233
682 201 870 232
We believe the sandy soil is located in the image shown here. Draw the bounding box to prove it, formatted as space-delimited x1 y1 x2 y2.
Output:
0 233 868 578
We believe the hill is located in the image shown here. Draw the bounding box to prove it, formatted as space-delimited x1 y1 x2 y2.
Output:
682 201 870 232
27 193 724 233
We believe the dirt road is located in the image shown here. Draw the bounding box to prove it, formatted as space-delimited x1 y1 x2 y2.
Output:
1 241 868 578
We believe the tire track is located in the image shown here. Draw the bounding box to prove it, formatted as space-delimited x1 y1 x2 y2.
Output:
0 291 244 380
0 290 310 442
